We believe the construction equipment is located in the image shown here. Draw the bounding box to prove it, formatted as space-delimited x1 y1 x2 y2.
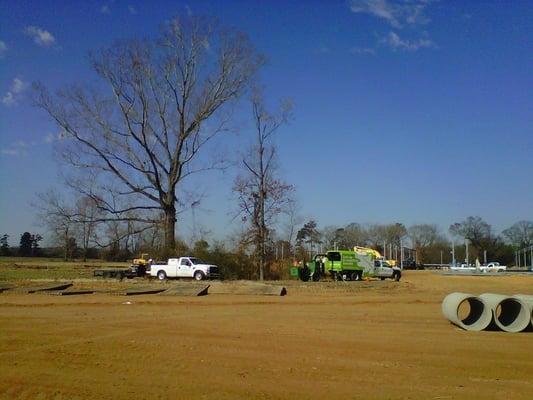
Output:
297 249 401 282
354 246 397 267
132 253 151 267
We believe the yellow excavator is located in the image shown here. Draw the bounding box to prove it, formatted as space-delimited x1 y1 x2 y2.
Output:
353 246 397 267
133 253 151 267
130 253 152 276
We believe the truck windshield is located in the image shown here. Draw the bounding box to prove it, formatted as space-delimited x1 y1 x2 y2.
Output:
327 252 341 261
189 258 207 265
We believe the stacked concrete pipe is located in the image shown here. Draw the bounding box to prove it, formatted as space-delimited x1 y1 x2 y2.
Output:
480 294 531 333
513 295 533 329
441 292 493 331
442 292 533 332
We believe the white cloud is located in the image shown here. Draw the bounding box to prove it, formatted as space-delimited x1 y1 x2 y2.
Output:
128 5 137 14
349 46 376 55
44 132 64 143
0 40 7 58
383 31 434 51
24 26 56 47
1 149 20 156
1 141 29 156
350 0 433 28
101 5 110 14
2 77 28 106
13 140 28 148
11 78 27 94
1 92 15 106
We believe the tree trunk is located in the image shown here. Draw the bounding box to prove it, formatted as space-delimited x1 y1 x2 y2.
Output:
259 241 265 281
64 227 69 261
164 207 176 253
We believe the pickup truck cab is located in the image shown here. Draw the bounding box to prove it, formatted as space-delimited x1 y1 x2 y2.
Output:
480 262 506 273
450 263 475 271
150 257 220 281
372 259 402 281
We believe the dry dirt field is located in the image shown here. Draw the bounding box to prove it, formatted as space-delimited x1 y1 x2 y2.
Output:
1 271 532 399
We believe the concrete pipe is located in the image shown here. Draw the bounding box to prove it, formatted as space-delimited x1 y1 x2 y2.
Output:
513 294 533 329
442 292 492 331
480 293 531 333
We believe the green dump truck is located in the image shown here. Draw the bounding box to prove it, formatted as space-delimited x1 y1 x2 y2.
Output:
298 249 401 282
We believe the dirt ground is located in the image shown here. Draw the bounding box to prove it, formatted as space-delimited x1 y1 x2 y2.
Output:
1 272 532 400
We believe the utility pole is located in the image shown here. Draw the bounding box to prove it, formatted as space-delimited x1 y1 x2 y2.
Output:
483 250 487 265
440 250 443 266
400 239 404 269
465 239 469 265
451 240 455 267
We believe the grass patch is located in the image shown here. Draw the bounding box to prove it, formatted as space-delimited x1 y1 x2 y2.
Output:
0 257 129 281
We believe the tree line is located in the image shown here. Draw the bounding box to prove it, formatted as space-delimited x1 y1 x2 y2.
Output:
2 217 531 277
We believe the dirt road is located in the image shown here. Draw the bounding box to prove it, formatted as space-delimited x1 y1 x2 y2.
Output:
1 272 532 399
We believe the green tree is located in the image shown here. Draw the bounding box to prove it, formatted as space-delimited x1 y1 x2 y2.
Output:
296 220 321 260
0 234 10 256
31 234 43 256
19 232 32 256
192 240 210 260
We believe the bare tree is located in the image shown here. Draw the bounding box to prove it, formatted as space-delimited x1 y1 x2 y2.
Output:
502 221 533 248
34 190 76 261
408 224 442 248
449 216 492 249
282 198 303 252
33 15 263 252
233 90 293 280
74 196 101 261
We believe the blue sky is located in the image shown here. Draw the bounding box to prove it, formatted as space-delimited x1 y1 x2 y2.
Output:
0 0 532 245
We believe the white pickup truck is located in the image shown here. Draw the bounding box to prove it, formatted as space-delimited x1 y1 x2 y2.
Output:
450 262 506 273
149 257 220 281
480 262 507 273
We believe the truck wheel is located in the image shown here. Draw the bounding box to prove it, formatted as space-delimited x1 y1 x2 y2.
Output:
312 272 320 282
157 270 167 281
394 271 401 281
193 271 205 281
351 272 360 281
299 268 310 282
380 277 385 281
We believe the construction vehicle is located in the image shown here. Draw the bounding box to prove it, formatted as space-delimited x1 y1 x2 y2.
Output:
149 257 220 281
354 246 397 267
132 253 151 267
93 254 152 280
298 249 401 282
130 253 152 276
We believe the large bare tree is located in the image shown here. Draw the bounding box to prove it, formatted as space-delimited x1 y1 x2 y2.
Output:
33 16 263 252
233 91 293 280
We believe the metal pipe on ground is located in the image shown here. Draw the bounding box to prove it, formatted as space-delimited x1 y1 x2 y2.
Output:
441 292 492 331
480 293 531 333
513 294 533 329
